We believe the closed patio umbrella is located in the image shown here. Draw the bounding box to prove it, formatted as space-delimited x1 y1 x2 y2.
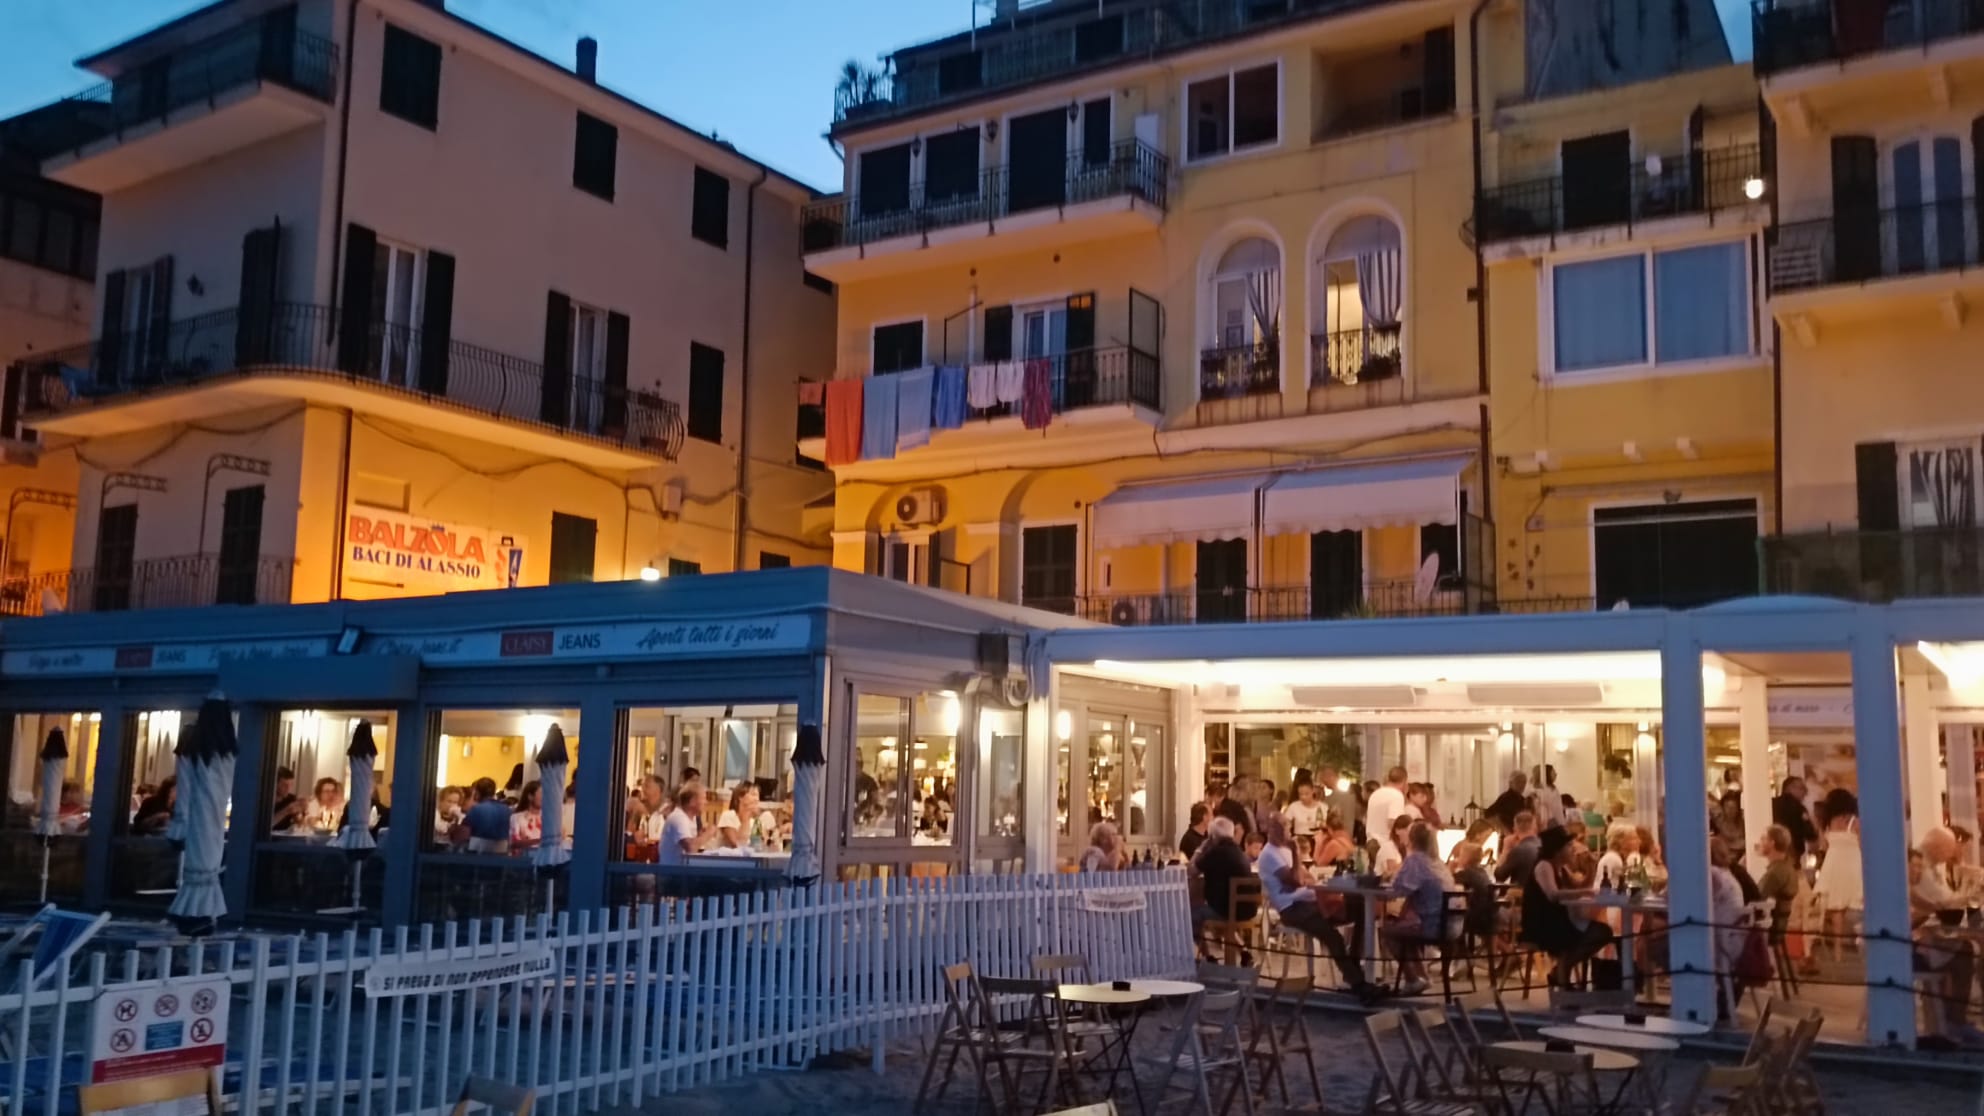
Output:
325 722 378 915
168 694 236 929
533 724 571 915
785 723 824 887
35 728 66 902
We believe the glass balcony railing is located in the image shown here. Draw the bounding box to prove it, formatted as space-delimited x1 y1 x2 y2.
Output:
1764 528 1984 600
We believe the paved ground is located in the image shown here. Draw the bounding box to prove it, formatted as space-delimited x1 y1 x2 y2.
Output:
607 1008 1984 1115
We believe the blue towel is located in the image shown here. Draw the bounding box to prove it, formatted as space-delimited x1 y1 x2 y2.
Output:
896 366 934 451
860 374 899 460
932 365 968 430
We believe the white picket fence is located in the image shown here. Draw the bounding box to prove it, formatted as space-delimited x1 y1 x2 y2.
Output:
2 871 1192 1116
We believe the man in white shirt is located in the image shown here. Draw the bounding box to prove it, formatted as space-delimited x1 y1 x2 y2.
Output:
658 786 707 866
1364 766 1411 854
1257 815 1379 1003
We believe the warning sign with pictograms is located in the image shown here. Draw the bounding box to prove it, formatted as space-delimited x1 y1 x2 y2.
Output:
90 978 228 1084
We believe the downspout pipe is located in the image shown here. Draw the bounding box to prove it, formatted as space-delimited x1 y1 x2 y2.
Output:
1468 0 1494 583
731 168 770 572
327 0 361 597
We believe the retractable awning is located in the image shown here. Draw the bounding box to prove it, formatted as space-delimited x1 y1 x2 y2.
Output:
1090 475 1265 549
1262 456 1468 536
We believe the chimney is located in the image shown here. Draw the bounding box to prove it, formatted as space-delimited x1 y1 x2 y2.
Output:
576 36 598 83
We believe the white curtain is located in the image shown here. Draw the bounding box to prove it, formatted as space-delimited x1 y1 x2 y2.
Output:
1245 268 1281 345
1355 249 1404 328
1912 447 1978 528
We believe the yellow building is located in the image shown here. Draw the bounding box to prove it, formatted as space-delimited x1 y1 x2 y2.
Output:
1478 1 1773 610
809 0 1492 637
1754 0 1984 600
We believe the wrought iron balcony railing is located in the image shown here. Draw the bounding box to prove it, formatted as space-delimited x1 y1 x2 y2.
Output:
1075 578 1557 626
1753 0 1984 78
956 346 1162 421
1474 145 1762 244
835 0 1396 129
1768 199 1982 293
1310 326 1401 386
1763 528 1984 601
802 140 1167 253
13 303 685 459
49 15 338 157
1198 342 1280 399
0 553 293 616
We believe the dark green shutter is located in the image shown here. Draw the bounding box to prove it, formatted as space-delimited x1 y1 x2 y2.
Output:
145 255 173 374
541 290 571 425
1855 441 1899 531
236 225 280 365
99 268 126 383
418 249 455 394
1422 26 1456 115
982 305 1013 361
1064 292 1096 408
603 311 630 432
1831 136 1879 282
336 223 377 373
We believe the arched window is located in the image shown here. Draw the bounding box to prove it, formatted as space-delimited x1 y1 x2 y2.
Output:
1313 215 1404 386
1200 236 1282 398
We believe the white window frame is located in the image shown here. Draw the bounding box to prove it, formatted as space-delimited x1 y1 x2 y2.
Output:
1881 131 1973 275
1539 232 1759 385
374 238 424 388
879 531 931 583
568 300 607 433
1180 59 1283 166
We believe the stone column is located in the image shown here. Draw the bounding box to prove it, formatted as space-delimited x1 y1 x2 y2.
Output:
1739 683 1773 875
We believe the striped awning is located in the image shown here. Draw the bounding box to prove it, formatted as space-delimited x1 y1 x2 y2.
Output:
1262 457 1467 536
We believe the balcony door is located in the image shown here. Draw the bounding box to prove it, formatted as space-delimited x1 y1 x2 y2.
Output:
567 302 608 433
1887 136 1969 275
1195 538 1248 623
1593 499 1758 610
370 239 423 387
214 485 265 605
1006 108 1068 215
1561 130 1631 231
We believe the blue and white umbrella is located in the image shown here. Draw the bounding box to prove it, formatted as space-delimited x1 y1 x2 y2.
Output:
169 695 236 927
35 728 66 903
785 724 825 887
533 724 571 870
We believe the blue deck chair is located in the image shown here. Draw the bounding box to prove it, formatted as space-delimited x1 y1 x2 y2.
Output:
0 907 110 1062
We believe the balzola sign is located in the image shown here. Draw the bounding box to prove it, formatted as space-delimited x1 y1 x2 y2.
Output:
344 506 524 593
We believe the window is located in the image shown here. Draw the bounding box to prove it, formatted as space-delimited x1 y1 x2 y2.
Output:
1560 130 1631 230
568 301 608 431
1419 523 1459 584
1187 63 1278 162
1309 529 1362 618
858 143 912 217
871 320 923 375
688 341 724 443
1021 525 1077 613
1888 136 1968 274
802 270 835 295
379 24 441 129
548 512 596 584
1315 216 1406 385
617 704 797 867
691 166 729 248
425 707 580 885
214 485 265 605
370 240 423 386
667 558 703 576
848 690 958 845
758 551 791 569
923 127 981 206
880 537 927 583
1195 539 1247 622
1902 441 1980 529
93 504 137 612
1593 499 1758 609
250 709 398 917
573 112 617 200
1551 240 1750 375
1019 301 1068 361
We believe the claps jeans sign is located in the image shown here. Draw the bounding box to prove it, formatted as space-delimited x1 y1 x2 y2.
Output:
345 505 524 593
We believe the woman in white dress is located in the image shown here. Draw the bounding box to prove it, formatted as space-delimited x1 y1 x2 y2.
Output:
1811 788 1861 957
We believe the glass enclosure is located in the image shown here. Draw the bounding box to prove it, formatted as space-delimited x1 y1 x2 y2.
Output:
109 707 215 905
0 711 101 902
976 706 1024 842
250 709 397 920
416 707 580 924
617 703 798 863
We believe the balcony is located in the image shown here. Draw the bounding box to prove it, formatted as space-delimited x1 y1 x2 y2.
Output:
0 554 292 617
1310 327 1401 387
1753 0 1984 78
14 303 685 462
1764 528 1984 600
1474 145 1763 246
801 140 1167 278
1199 342 1280 399
40 15 338 193
834 0 1395 131
1769 199 1983 297
961 346 1162 421
1075 578 1575 626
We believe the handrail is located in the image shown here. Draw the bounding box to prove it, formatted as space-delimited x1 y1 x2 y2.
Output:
1753 0 1984 77
1768 197 1984 293
1475 145 1762 244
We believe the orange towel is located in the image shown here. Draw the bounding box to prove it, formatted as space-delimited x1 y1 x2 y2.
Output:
824 379 863 467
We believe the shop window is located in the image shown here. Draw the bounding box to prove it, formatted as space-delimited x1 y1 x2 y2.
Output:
252 709 397 918
848 689 958 845
1593 499 1759 609
548 512 596 584
976 707 1025 841
0 712 101 902
369 238 424 388
107 708 209 905
618 704 797 862
427 708 580 856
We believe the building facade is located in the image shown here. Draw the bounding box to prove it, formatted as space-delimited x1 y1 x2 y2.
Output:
6 0 835 615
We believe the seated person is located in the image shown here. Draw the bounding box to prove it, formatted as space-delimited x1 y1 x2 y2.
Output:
1179 802 1211 860
1912 830 1983 1045
462 777 511 854
1256 815 1381 1004
1374 814 1412 879
1191 818 1257 963
1519 825 1613 987
1384 821 1462 996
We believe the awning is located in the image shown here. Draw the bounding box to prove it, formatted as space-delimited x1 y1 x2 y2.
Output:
1263 456 1468 536
1091 475 1264 549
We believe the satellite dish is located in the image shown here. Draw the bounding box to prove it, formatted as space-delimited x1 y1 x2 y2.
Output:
1644 154 1663 176
1413 554 1440 603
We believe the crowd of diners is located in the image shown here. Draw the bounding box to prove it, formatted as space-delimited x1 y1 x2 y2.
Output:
1069 759 1984 1032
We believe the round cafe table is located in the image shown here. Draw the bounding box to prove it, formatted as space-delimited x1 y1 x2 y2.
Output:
1056 984 1151 1110
1128 978 1205 998
1576 1013 1712 1039
1540 1024 1678 1110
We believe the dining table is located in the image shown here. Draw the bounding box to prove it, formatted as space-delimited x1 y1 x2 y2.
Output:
1565 890 1668 997
1056 983 1152 1111
1575 1013 1712 1039
1540 1023 1679 1110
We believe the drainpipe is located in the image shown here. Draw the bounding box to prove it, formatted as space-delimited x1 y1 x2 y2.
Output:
326 0 361 596
1467 0 1494 582
731 168 769 572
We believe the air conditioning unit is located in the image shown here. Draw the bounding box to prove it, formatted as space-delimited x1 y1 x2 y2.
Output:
895 486 946 526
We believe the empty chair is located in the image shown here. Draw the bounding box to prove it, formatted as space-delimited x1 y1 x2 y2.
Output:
916 962 1017 1112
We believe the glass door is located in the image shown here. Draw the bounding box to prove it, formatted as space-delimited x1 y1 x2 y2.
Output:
372 241 422 386
569 302 607 433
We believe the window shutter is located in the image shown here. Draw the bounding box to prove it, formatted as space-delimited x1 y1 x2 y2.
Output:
692 167 730 248
418 249 455 394
982 305 1013 362
541 290 572 425
1831 135 1879 282
1 362 22 441
603 310 630 433
1973 117 1984 261
235 225 281 365
1422 26 1456 115
99 267 126 383
926 529 948 589
215 484 266 605
688 342 724 443
146 255 174 373
1064 292 1097 408
1855 441 1900 531
336 223 378 373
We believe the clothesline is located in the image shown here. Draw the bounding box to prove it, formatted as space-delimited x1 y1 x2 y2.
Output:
815 361 1058 466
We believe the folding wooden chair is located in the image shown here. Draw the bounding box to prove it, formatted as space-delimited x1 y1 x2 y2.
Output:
1256 975 1323 1109
916 962 1018 1113
1363 1010 1484 1116
448 1076 535 1116
1203 877 1263 965
1677 1062 1767 1116
1479 1044 1603 1116
1144 989 1256 1116
982 974 1084 1112
1402 1006 1500 1109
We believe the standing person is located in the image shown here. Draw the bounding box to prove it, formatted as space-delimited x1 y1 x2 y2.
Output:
1773 777 1820 861
1813 788 1862 927
1365 767 1411 854
1319 765 1364 846
1532 765 1566 830
463 777 511 854
1206 781 1252 837
1714 790 1746 851
1486 771 1530 833
1179 802 1212 859
658 786 708 866
1408 783 1441 826
1495 811 1541 886
1283 780 1325 860
502 763 525 805
1080 821 1127 872
1256 815 1382 1003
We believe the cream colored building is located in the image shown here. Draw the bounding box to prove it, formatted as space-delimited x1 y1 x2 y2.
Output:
11 0 834 611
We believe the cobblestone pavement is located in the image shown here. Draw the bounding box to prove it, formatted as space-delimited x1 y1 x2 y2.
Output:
609 1009 1983 1115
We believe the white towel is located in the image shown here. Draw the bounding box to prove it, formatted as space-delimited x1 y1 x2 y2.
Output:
967 363 999 410
994 361 1024 404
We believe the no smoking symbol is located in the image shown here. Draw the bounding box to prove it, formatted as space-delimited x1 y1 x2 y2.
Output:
190 1018 214 1043
191 989 217 1014
109 1029 135 1053
153 994 178 1017
112 999 138 1022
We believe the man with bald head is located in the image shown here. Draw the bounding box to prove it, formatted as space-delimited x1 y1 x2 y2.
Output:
1912 827 1981 1043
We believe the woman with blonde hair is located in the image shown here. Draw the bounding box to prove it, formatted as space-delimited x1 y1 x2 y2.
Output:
1080 821 1126 872
1595 822 1642 891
